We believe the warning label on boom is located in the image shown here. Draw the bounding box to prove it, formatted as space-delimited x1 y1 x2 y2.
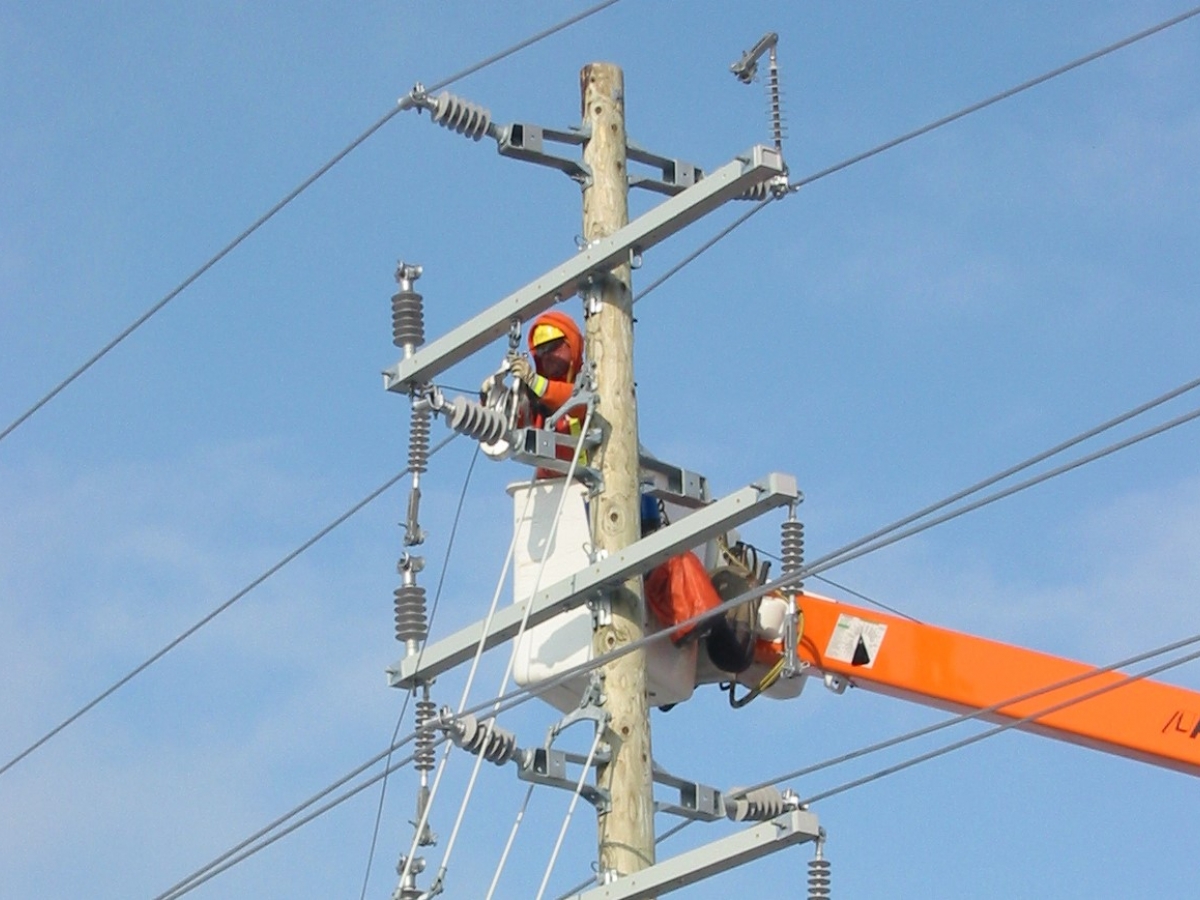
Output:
826 614 887 669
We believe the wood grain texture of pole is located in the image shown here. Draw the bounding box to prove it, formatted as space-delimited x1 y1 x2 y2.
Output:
580 61 656 884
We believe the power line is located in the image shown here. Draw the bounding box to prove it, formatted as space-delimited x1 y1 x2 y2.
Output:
156 745 431 900
632 197 774 305
635 6 1200 320
799 646 1200 807
0 0 625 447
155 392 1197 896
791 4 1200 192
0 434 458 779
801 401 1200 583
153 733 422 900
11 0 1193 782
738 625 1200 801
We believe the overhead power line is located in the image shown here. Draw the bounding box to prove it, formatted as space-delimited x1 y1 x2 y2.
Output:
791 3 1200 191
0 0 625 446
799 646 1200 807
9 2 1194 783
631 5 1200 310
0 434 458 779
152 377 1200 894
739 626 1200 801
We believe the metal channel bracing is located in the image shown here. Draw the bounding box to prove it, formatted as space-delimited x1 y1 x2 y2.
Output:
387 473 799 689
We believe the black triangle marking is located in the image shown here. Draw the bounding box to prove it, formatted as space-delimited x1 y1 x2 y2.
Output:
851 636 871 666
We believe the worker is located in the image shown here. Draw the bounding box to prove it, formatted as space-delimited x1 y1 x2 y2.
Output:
508 310 587 471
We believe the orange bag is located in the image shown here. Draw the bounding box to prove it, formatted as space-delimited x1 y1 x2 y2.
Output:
644 551 722 643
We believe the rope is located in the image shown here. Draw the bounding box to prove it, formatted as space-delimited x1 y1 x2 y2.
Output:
418 404 596 893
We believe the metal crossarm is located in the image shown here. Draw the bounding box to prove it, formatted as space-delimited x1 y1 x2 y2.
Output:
382 145 784 392
387 473 799 688
567 809 821 900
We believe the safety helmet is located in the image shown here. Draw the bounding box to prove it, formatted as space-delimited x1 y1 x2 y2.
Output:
527 310 583 373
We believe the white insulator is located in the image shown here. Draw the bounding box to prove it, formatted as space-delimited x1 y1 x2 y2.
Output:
726 786 788 822
430 91 492 141
449 713 518 765
445 395 508 445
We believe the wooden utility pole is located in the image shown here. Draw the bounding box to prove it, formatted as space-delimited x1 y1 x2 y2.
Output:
581 62 656 883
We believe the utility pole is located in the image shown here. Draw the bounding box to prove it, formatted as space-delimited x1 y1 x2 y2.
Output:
580 62 656 884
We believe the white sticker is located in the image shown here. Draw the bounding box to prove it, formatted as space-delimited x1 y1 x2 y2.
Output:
825 614 887 668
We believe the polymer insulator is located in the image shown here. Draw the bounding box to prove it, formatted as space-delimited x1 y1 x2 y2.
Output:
808 856 831 900
448 713 519 766
414 697 437 774
725 786 788 822
392 262 425 353
739 180 771 202
394 583 428 645
767 50 786 154
780 517 805 592
392 291 425 351
429 91 492 141
445 395 508 445
408 405 431 475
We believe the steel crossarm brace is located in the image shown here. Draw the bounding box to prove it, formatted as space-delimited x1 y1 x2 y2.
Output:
383 145 784 392
567 809 821 900
387 473 799 688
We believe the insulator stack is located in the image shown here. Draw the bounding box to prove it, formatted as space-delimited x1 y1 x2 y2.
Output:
414 696 437 774
392 263 425 354
445 395 508 444
808 855 831 899
447 712 519 766
429 91 492 141
767 49 786 154
394 583 428 646
408 405 431 475
739 180 771 202
780 517 805 592
726 786 788 822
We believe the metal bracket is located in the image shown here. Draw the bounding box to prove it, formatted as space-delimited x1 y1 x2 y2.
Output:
517 673 613 811
625 138 702 197
509 426 603 486
639 451 709 509
589 595 613 630
566 808 821 900
518 747 610 812
387 473 800 689
495 122 703 196
496 122 590 184
383 146 784 393
652 765 725 822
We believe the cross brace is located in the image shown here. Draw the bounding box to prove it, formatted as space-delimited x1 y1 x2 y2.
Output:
387 472 799 689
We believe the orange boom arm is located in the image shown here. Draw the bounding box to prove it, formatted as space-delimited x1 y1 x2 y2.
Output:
789 593 1200 776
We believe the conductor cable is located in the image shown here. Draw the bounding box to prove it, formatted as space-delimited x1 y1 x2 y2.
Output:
798 645 1200 807
0 0 625 445
0 433 458 779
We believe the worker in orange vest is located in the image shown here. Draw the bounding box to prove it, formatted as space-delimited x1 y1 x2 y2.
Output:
509 310 588 469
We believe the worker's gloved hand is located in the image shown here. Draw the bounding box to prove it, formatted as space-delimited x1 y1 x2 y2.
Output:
508 356 548 397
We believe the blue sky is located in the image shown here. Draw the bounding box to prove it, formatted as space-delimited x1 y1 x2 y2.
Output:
3 2 1199 898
